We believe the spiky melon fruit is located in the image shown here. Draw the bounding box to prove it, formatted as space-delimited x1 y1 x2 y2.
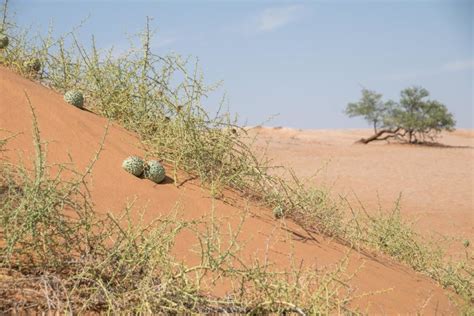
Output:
273 206 285 219
23 58 42 73
0 34 8 49
122 156 145 177
144 160 166 184
64 90 84 108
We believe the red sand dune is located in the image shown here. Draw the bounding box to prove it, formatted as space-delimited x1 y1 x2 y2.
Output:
0 67 462 313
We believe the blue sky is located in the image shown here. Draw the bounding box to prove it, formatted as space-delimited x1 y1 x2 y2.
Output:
9 0 473 128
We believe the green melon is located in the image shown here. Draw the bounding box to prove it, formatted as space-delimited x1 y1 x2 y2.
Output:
144 160 166 184
64 90 84 108
122 156 145 177
273 206 285 219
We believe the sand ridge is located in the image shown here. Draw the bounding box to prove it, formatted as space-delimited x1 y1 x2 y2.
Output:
0 66 460 313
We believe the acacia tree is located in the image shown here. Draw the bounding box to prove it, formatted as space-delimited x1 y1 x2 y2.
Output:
345 88 386 133
346 86 456 144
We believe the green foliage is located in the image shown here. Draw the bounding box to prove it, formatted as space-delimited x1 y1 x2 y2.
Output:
0 33 7 49
390 87 456 142
346 86 456 143
23 56 41 73
144 160 166 183
345 200 473 310
345 88 387 132
122 156 145 177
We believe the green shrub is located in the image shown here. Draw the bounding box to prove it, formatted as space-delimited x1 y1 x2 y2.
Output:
23 57 41 73
0 33 8 49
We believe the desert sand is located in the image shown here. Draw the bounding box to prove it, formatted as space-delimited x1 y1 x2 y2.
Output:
247 127 474 255
0 66 465 313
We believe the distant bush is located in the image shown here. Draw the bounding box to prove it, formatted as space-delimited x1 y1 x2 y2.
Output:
346 87 456 144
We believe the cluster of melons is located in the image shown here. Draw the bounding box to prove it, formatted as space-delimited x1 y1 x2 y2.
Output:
122 156 166 184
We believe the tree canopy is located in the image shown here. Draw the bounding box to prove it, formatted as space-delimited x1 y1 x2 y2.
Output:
345 86 456 144
345 88 386 133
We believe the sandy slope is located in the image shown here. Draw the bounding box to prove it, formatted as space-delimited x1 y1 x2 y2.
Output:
0 66 461 313
247 127 474 255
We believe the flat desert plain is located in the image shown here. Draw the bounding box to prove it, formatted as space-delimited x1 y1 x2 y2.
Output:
248 127 474 255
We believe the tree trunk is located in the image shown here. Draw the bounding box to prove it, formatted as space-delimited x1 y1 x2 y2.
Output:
356 128 401 144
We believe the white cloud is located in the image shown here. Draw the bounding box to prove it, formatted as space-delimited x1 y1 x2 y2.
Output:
441 59 474 72
257 5 303 32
